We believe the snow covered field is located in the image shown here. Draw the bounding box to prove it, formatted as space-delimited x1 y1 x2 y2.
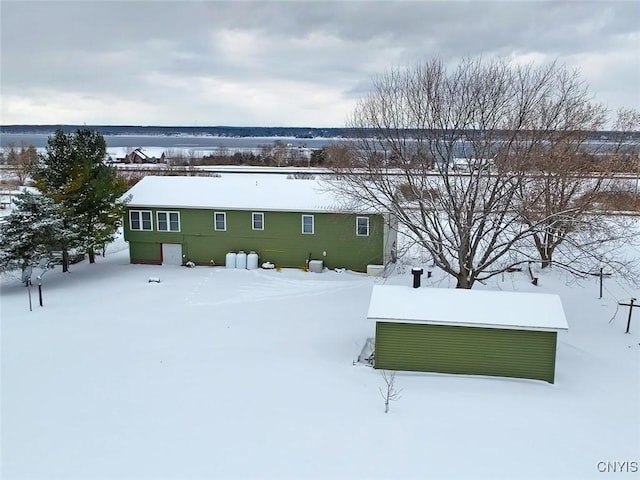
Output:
1 234 639 479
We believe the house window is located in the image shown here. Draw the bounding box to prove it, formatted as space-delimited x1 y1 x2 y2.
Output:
214 212 226 231
356 216 369 236
302 215 314 234
130 210 152 231
157 211 180 232
252 212 264 230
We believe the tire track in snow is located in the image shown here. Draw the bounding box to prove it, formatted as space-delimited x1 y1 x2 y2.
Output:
185 269 371 308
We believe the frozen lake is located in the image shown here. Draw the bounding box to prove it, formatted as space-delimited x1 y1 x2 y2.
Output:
0 132 543 162
1 131 631 161
0 133 341 156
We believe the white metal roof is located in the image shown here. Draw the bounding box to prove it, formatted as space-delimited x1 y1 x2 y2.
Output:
367 285 569 332
121 174 371 213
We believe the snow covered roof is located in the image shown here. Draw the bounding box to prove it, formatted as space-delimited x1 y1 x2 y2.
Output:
121 174 372 213
368 285 569 332
128 148 149 159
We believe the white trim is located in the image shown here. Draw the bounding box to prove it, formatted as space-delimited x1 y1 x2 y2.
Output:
372 318 565 333
252 212 264 231
356 216 369 236
156 210 181 232
301 214 314 234
214 211 227 231
129 210 153 231
128 204 372 214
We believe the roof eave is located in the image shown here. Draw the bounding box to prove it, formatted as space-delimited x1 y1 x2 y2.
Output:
369 317 569 333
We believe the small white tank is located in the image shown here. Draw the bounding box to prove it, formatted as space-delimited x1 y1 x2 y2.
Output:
236 250 247 269
247 251 259 270
225 252 237 269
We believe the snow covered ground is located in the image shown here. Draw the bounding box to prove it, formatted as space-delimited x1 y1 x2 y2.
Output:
1 233 639 479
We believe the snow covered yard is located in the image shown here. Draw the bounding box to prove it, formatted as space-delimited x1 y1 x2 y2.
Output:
1 238 639 479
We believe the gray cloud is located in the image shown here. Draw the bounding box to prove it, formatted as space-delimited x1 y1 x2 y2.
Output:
1 0 638 126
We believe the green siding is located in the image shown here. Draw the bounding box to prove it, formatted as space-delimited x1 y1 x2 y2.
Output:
375 322 558 383
129 241 161 264
123 207 385 271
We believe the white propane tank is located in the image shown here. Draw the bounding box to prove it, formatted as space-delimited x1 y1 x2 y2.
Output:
247 251 259 270
236 250 247 269
225 252 237 269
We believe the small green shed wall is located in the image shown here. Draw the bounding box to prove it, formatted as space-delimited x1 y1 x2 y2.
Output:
123 208 385 271
374 321 558 383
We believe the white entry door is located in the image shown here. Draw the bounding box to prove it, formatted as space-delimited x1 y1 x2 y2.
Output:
161 243 183 266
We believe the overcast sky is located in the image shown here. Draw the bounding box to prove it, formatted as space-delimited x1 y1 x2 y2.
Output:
1 1 638 127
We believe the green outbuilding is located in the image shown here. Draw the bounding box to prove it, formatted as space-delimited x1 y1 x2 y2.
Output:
121 174 397 272
369 285 568 383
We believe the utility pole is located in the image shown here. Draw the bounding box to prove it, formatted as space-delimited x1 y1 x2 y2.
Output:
28 280 32 311
590 267 612 299
37 277 43 307
618 298 639 334
36 258 50 308
22 266 33 312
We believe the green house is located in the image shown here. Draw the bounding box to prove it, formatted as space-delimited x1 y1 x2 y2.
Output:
121 174 397 272
368 285 568 383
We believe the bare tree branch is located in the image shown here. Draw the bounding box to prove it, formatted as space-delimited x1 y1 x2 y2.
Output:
330 58 637 288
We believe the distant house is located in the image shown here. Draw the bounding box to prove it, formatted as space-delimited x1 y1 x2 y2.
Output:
120 174 397 271
123 148 166 164
368 285 568 383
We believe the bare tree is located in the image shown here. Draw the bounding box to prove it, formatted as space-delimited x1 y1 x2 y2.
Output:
514 106 639 277
3 143 39 185
610 107 640 209
515 152 635 271
324 144 355 168
610 107 640 162
512 74 608 269
333 58 607 288
165 148 189 167
272 140 288 167
379 370 402 414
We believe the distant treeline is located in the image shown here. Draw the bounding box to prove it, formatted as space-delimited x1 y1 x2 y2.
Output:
1 125 638 142
0 125 359 138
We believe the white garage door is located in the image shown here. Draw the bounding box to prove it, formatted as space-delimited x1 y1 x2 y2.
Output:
161 243 183 266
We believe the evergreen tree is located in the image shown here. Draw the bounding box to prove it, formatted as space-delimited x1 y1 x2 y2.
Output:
0 191 65 277
310 148 326 166
70 160 128 263
32 130 81 272
33 129 127 270
35 130 75 192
